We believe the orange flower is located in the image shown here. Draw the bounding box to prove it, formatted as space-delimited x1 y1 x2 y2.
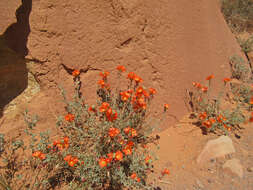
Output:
137 97 146 109
39 153 46 160
116 65 126 72
198 112 207 120
136 86 144 95
106 109 118 122
127 72 136 80
124 127 131 135
149 88 156 95
115 150 123 161
223 78 231 83
32 151 42 158
192 82 202 89
209 118 216 124
201 86 208 93
108 127 120 138
64 136 69 144
68 158 78 167
250 96 253 105
206 74 214 80
64 156 78 167
72 70 80 77
217 115 226 123
88 106 96 112
202 120 212 128
162 168 170 176
143 90 150 98
136 177 141 182
65 113 75 122
32 151 46 160
133 75 143 83
123 146 132 155
53 140 61 146
145 156 151 164
127 141 134 147
130 173 137 179
99 71 109 79
64 155 72 162
99 102 110 112
97 80 105 88
164 104 169 111
99 158 107 168
120 91 130 101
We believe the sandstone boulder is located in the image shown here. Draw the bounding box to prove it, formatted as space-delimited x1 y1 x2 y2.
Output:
197 136 235 164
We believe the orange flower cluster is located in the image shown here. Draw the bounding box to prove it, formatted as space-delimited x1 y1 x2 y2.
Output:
100 102 110 112
206 74 214 81
116 65 126 72
120 90 132 101
217 115 227 123
130 173 141 182
72 70 80 77
108 127 120 138
223 78 231 83
202 118 215 128
100 102 118 122
198 112 207 120
64 155 79 167
106 108 118 122
32 151 46 160
65 113 75 122
99 158 108 168
131 86 156 110
122 141 134 156
99 150 125 168
127 72 143 84
192 82 208 93
52 136 70 151
99 71 109 79
98 71 110 89
199 113 232 131
161 168 170 176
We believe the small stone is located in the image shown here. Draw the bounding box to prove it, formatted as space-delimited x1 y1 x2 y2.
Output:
223 158 243 178
247 167 253 172
197 136 235 164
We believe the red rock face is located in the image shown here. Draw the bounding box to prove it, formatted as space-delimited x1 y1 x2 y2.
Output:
0 0 244 128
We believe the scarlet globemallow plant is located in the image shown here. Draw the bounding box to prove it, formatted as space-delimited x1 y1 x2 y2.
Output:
17 66 164 190
187 74 247 135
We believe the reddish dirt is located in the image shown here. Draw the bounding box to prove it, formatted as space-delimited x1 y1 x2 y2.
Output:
1 0 253 190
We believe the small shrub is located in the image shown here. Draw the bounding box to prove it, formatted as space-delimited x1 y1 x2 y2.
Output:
186 74 249 135
0 66 168 190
